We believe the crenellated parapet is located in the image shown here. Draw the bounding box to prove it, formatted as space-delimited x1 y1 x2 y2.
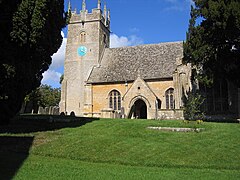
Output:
68 0 110 30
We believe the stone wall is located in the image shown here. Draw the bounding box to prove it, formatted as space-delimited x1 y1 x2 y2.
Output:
89 78 178 119
91 82 129 114
157 109 184 120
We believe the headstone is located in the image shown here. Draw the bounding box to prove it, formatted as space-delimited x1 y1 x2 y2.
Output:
53 107 60 115
70 111 75 116
38 106 45 114
49 106 53 115
45 107 50 115
60 112 65 116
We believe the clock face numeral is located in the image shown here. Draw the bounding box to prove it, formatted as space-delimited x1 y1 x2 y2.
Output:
77 46 87 56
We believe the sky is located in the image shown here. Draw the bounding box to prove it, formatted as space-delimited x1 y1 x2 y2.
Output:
41 0 193 88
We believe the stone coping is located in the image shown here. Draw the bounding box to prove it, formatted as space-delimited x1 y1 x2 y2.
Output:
147 126 204 132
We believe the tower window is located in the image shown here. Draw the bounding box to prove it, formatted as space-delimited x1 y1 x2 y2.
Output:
80 32 86 43
109 90 121 111
166 88 174 109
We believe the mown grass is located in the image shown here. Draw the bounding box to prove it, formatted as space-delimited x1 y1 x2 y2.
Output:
14 155 240 180
1 118 240 179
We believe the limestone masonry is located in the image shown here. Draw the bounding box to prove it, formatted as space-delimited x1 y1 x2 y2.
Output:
60 0 240 119
59 0 191 119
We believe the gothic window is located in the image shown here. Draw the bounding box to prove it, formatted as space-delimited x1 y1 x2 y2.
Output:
80 32 86 43
109 90 121 111
166 88 174 109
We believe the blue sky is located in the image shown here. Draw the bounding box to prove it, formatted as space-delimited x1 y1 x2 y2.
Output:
41 0 193 88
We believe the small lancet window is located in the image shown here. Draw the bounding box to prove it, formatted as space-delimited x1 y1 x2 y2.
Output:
109 90 121 111
166 88 174 109
80 32 86 43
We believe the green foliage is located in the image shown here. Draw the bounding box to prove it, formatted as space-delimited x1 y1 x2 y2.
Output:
183 92 205 120
38 84 61 107
184 0 240 87
24 84 60 110
0 0 68 123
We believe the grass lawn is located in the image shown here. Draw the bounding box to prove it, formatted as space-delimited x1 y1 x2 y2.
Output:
0 118 240 179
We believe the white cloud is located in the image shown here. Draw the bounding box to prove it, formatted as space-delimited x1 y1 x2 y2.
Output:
163 0 193 12
110 33 143 48
50 32 67 69
41 31 67 87
41 70 61 85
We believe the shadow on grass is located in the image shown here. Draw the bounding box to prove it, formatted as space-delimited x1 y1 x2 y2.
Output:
0 115 100 179
0 115 100 134
0 136 34 180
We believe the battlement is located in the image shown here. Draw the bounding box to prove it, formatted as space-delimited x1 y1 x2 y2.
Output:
69 0 110 30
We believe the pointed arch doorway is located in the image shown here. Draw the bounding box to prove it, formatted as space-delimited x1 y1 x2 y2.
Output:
128 99 147 119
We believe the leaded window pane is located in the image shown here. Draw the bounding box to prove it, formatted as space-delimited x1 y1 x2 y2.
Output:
109 90 121 111
170 95 174 109
166 88 174 110
109 96 113 109
166 95 169 109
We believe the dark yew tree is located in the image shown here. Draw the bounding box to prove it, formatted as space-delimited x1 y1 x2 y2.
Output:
0 0 68 124
184 0 240 86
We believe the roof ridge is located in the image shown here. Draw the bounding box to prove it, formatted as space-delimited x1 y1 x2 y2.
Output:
109 41 183 50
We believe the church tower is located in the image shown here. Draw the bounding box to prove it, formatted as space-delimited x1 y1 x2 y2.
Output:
60 0 110 116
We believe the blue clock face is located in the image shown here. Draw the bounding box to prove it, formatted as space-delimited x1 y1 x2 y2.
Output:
77 46 87 56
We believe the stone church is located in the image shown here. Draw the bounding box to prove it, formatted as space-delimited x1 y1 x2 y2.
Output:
60 0 240 120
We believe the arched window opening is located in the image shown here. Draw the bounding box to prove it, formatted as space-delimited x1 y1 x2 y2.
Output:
166 88 174 109
80 32 86 43
109 90 121 111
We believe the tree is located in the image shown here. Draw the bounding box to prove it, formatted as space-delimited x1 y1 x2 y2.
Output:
0 0 68 124
38 84 61 107
22 84 61 113
183 0 240 87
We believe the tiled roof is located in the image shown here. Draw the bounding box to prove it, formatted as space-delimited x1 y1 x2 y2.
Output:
88 41 183 83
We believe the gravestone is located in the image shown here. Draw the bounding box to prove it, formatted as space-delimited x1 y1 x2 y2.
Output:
49 106 53 115
45 107 50 115
53 107 60 115
38 106 45 114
